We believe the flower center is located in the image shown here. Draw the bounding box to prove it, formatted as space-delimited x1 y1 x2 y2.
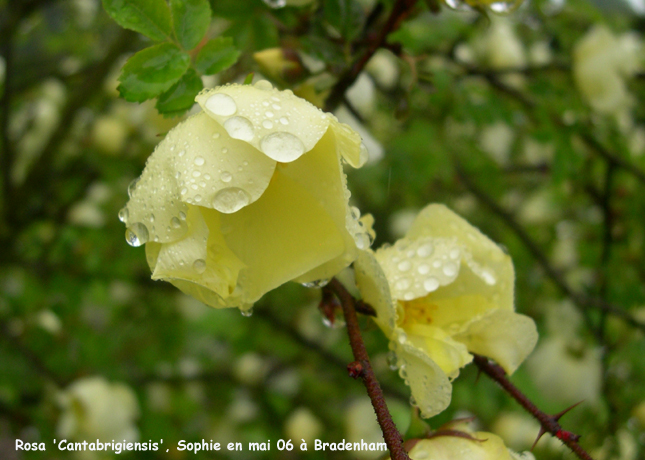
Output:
400 298 438 327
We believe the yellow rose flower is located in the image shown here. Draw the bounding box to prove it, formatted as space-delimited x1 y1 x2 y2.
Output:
355 204 537 418
402 428 532 460
120 81 371 311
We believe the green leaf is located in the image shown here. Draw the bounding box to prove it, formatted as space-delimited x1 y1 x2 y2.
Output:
102 0 172 42
194 37 240 75
170 0 211 50
118 43 191 102
156 68 204 116
324 0 365 41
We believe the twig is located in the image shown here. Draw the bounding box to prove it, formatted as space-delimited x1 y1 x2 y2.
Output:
326 278 410 460
454 160 645 334
473 355 594 460
324 0 417 112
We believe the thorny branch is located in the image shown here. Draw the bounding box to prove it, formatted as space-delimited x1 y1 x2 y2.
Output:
454 160 645 334
324 0 418 112
473 355 594 460
325 278 411 460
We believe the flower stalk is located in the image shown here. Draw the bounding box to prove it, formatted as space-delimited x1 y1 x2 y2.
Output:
326 278 411 460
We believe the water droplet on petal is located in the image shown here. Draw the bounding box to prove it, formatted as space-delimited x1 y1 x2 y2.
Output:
358 142 369 166
212 187 251 213
224 116 255 142
254 80 273 90
179 211 187 220
387 351 399 370
220 171 232 183
194 156 205 166
418 264 429 275
301 279 330 288
118 207 129 223
241 308 254 317
262 120 273 129
193 259 206 274
171 217 182 228
279 117 289 125
423 277 439 292
125 223 148 247
481 269 497 285
205 93 237 116
443 262 458 277
194 194 202 202
262 0 286 9
398 260 411 272
449 248 460 260
260 132 305 162
417 243 433 258
127 178 139 198
265 111 274 118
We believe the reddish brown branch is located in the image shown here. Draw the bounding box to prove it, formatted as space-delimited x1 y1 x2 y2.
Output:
327 278 410 460
324 0 417 112
473 355 594 460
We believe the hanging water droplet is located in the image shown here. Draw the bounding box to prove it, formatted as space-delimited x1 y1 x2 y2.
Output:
387 351 399 370
220 171 232 183
193 259 206 274
127 178 139 198
211 187 251 213
224 116 255 142
260 132 305 162
358 142 369 167
205 93 237 116
118 207 129 223
125 222 149 247
241 308 254 317
301 278 330 288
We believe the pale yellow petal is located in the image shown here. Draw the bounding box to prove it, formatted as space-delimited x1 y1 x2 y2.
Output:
280 129 360 284
474 431 516 460
196 82 331 163
166 112 276 213
216 167 345 304
329 118 366 168
124 143 188 244
149 205 245 305
393 335 452 418
405 324 473 378
354 249 398 335
408 436 487 460
375 236 463 301
454 310 538 374
407 204 514 311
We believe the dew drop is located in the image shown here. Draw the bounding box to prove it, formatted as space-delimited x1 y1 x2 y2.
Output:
449 248 460 260
418 264 429 275
398 260 411 272
265 111 274 118
262 120 273 129
180 187 188 195
171 217 182 228
194 156 205 166
387 351 399 370
205 93 237 116
481 269 497 285
127 178 139 198
192 170 201 177
220 171 232 183
224 116 255 142
178 149 185 157
301 279 330 288
194 194 202 202
443 262 458 277
416 243 434 258
212 133 220 139
279 117 289 125
179 211 187 220
241 308 254 317
118 207 129 223
423 277 439 292
260 132 305 162
125 223 148 247
211 187 251 213
253 80 273 90
193 259 206 274
358 142 369 167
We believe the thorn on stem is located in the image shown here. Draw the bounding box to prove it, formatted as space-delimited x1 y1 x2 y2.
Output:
347 361 365 379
